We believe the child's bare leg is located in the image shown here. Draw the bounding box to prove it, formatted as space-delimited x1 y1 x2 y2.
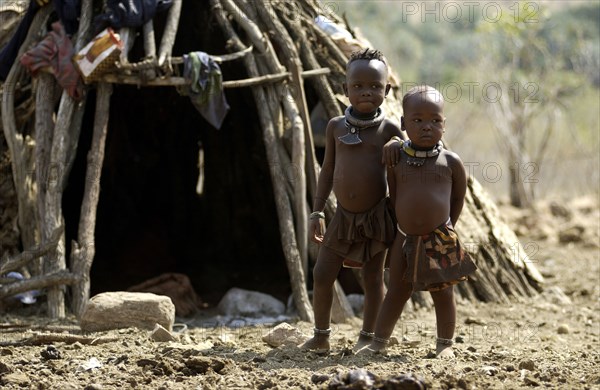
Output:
430 286 456 358
301 247 343 352
353 252 386 351
362 236 412 353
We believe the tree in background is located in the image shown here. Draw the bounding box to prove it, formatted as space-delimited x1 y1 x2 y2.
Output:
476 2 584 207
338 1 599 201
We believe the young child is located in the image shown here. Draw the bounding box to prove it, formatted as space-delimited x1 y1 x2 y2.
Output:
362 85 477 358
301 49 403 353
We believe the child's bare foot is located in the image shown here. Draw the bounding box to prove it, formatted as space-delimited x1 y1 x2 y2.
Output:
355 336 389 355
352 330 374 353
436 337 455 359
300 328 331 353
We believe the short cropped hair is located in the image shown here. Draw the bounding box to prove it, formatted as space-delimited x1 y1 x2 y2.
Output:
402 85 444 108
347 48 388 69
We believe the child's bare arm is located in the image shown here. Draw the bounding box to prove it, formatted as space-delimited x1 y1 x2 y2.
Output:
313 119 337 211
310 119 338 243
381 121 405 167
448 152 467 226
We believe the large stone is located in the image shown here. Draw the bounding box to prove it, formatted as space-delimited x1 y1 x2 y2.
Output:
80 292 175 332
262 322 309 347
217 288 285 317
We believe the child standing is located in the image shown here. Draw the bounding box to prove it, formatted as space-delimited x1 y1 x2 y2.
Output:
362 85 477 358
301 49 403 353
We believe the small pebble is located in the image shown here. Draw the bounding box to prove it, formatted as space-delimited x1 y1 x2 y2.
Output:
84 384 104 390
40 345 61 360
311 374 329 384
479 366 498 376
519 359 535 371
557 324 570 334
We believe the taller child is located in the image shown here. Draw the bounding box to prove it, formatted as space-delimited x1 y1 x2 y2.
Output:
302 49 403 352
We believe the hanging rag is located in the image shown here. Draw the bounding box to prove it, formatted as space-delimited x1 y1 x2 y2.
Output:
20 21 84 100
180 52 230 130
0 0 45 80
93 0 173 32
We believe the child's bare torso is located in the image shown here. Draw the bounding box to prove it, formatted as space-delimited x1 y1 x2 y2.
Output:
393 150 454 234
332 118 389 213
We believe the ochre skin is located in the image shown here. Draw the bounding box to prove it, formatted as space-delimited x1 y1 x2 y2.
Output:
364 88 468 358
302 57 403 353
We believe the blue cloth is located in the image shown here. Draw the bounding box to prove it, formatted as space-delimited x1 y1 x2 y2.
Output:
93 0 173 32
53 0 80 35
4 272 40 304
181 52 230 130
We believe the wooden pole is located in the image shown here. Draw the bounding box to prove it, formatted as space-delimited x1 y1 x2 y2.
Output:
289 60 309 281
0 271 77 299
1 6 52 250
284 71 308 279
41 0 93 318
157 0 182 68
231 0 354 323
70 83 112 317
142 21 157 79
0 227 63 275
211 0 313 322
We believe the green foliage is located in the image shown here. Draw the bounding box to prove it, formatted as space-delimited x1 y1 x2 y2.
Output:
337 1 598 86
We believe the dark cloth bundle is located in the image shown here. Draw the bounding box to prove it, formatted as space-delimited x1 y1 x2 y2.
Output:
94 0 173 32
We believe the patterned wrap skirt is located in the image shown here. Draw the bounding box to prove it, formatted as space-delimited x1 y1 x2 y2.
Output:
402 219 477 291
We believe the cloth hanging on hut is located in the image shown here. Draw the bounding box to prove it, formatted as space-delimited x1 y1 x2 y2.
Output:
180 52 230 130
20 21 83 100
93 0 173 32
0 0 81 81
0 0 44 80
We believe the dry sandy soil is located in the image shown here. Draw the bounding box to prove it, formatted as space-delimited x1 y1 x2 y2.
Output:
1 197 599 389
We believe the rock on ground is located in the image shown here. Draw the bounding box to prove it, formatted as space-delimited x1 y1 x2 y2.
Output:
80 292 175 332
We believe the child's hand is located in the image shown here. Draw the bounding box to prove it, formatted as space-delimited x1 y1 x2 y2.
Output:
382 137 403 167
309 217 325 243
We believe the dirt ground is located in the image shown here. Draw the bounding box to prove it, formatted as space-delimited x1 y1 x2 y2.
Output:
1 196 599 389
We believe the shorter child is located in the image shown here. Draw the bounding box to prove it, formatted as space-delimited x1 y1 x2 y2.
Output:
362 85 477 358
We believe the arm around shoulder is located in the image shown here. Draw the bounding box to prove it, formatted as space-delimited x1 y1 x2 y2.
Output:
382 119 404 166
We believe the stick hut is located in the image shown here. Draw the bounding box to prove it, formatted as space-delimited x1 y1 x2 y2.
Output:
0 0 543 320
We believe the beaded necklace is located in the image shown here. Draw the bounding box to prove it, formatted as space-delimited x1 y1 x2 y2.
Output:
401 139 443 167
338 106 385 145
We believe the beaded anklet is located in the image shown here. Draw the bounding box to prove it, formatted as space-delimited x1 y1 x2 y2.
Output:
359 330 375 339
436 337 454 346
313 327 331 336
372 336 389 345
